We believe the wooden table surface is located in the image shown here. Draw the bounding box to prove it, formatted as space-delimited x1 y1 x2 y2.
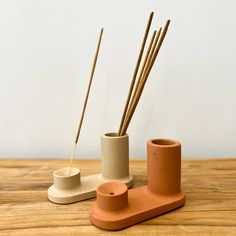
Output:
0 159 236 235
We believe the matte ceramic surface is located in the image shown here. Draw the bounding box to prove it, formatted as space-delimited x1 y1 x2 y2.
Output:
48 168 132 204
48 133 133 204
96 182 128 211
147 138 181 195
101 133 129 179
90 138 185 230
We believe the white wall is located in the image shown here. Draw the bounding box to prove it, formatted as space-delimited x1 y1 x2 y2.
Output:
0 0 235 159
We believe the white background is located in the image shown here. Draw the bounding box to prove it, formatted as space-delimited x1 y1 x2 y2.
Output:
0 0 235 159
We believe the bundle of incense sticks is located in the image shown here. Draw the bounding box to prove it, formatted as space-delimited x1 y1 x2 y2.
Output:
118 12 170 136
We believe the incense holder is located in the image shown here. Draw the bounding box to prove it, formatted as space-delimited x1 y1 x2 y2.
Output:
90 138 185 230
101 133 130 179
48 132 133 204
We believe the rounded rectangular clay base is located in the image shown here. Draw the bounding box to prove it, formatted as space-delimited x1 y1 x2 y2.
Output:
48 173 133 204
90 186 185 230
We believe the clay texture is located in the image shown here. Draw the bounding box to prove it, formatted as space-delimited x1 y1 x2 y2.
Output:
101 133 129 179
147 138 181 194
90 138 185 230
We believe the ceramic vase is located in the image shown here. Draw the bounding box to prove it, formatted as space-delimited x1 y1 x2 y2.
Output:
101 133 129 179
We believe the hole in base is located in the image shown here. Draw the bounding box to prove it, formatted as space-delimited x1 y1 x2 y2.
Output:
110 192 115 195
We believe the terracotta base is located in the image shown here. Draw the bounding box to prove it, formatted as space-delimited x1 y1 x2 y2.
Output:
90 182 185 230
90 138 185 230
48 168 133 204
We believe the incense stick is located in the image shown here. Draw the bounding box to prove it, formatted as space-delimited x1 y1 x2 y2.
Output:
129 29 158 111
118 12 154 136
120 20 170 135
122 28 162 133
142 28 162 82
68 28 104 176
127 28 162 112
120 21 170 135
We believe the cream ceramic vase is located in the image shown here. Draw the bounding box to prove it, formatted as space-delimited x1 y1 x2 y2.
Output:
101 133 129 179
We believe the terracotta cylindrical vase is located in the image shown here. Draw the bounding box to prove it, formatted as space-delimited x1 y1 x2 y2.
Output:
53 167 81 190
101 133 129 179
147 138 181 195
96 182 128 211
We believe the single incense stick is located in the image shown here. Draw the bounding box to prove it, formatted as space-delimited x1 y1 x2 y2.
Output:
118 12 154 136
68 28 104 176
120 20 170 135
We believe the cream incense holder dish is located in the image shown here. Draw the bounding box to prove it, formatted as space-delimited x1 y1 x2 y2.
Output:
48 133 133 204
90 138 185 230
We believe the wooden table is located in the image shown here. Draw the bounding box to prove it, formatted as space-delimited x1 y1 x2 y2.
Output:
0 159 236 235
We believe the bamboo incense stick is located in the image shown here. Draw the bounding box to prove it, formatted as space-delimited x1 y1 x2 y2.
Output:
118 12 154 136
130 30 157 105
68 28 104 176
128 28 162 111
122 28 162 133
128 29 160 112
142 28 162 82
120 22 169 135
120 20 170 135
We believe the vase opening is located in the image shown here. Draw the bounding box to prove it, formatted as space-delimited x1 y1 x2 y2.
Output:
54 167 80 178
105 132 119 137
104 132 127 138
97 182 127 197
151 139 177 146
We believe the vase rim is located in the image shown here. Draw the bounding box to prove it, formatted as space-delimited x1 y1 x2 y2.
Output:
97 182 128 197
148 138 180 148
102 132 128 139
54 167 80 179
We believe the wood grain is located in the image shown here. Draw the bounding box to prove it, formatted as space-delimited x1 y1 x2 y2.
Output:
0 159 236 235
